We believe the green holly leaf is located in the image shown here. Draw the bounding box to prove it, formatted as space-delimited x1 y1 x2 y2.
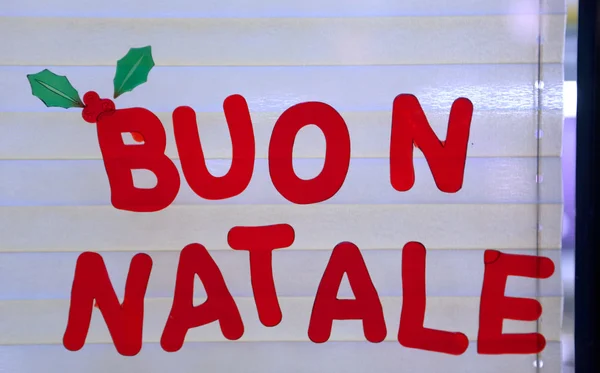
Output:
113 46 155 99
27 69 84 109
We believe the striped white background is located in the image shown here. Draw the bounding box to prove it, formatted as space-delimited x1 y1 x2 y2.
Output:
0 0 565 372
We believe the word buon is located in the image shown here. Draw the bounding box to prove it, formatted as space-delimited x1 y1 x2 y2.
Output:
97 94 473 211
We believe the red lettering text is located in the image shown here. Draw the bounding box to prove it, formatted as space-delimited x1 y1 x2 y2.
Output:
390 94 473 193
308 242 386 343
63 252 152 356
97 108 181 212
174 94 255 200
269 102 351 204
161 244 244 352
228 224 295 327
478 250 555 354
398 242 469 355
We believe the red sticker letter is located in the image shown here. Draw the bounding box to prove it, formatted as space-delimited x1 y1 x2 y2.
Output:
308 242 386 343
269 102 350 204
399 242 469 355
228 224 295 327
161 244 244 352
390 94 473 193
174 95 255 199
63 252 152 356
97 108 181 212
478 250 555 354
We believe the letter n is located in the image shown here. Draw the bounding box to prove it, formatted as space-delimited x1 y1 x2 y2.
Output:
63 252 152 356
390 94 473 193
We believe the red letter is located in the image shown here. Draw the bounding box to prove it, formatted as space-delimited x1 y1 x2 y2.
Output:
63 252 152 356
174 94 255 199
269 102 350 204
478 250 555 354
228 224 295 327
399 242 469 355
308 242 386 343
97 108 181 212
161 244 244 352
390 94 473 193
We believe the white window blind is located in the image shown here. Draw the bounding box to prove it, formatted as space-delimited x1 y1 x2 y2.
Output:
0 0 565 372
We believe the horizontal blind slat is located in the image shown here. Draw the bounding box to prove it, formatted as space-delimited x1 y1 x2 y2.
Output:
0 16 564 66
0 297 562 344
0 342 562 373
0 158 563 206
0 110 564 159
0 0 566 18
0 65 563 112
0 205 562 251
0 249 562 300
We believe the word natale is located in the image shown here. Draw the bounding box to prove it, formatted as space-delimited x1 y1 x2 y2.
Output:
59 92 556 358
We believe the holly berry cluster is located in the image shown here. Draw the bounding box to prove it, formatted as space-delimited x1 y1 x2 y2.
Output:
82 91 115 124
27 46 155 143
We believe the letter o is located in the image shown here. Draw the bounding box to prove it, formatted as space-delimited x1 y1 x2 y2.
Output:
268 102 351 204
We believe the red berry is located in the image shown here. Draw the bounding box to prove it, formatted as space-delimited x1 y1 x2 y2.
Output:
101 99 115 112
83 91 100 105
82 107 97 124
